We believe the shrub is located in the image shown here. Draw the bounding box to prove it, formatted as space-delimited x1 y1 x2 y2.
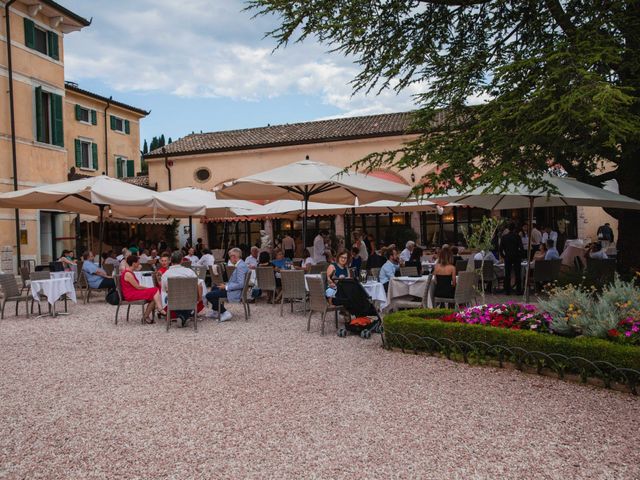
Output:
384 309 640 371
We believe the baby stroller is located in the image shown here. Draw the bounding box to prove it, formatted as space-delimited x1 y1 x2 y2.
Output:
334 278 383 339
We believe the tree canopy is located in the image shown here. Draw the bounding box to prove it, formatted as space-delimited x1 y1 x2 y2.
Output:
248 0 640 266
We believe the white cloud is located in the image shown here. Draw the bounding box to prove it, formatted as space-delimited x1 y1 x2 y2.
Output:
62 0 423 117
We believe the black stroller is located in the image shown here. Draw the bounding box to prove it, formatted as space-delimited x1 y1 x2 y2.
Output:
334 278 383 339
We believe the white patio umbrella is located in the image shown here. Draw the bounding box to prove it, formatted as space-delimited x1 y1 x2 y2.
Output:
0 176 205 264
429 175 640 300
216 157 412 244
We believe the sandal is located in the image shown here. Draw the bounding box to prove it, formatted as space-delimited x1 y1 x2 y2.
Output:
143 317 155 324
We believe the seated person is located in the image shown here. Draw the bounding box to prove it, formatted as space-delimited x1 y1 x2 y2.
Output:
473 249 499 263
271 249 291 271
367 247 386 269
205 248 249 322
297 249 315 272
244 246 259 269
58 250 76 271
103 250 120 268
184 247 199 264
326 250 351 304
404 246 423 276
532 243 548 263
544 239 561 260
588 242 609 260
138 249 151 264
154 252 171 285
433 246 456 299
197 248 216 268
258 251 272 267
161 251 204 327
379 248 400 292
120 255 164 324
81 251 115 290
350 246 362 277
451 246 464 265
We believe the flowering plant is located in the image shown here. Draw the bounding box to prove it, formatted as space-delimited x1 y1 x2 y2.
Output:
608 317 640 345
440 303 553 333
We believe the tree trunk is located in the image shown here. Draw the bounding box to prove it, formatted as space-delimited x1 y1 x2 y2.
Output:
615 143 640 272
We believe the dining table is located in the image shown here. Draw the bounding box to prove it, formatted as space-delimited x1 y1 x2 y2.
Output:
30 276 77 316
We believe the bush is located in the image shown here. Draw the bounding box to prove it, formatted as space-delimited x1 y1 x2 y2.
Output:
384 309 640 371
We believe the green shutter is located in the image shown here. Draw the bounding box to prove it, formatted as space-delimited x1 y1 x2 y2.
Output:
116 158 123 178
50 93 64 147
91 110 97 125
92 143 98 170
24 18 35 49
126 160 135 178
35 87 45 143
74 139 82 167
124 119 130 134
110 115 116 130
75 104 81 121
47 31 59 60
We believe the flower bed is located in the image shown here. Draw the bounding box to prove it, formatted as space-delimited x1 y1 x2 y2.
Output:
440 303 553 333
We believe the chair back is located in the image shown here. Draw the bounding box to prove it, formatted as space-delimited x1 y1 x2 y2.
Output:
256 266 277 290
455 259 468 272
167 277 198 310
574 256 584 272
474 259 495 281
308 264 326 275
586 258 616 286
113 275 125 302
0 273 21 298
212 249 225 261
20 266 30 286
241 270 253 302
400 266 418 277
209 265 224 285
226 265 236 280
30 271 51 281
140 263 154 272
533 259 562 284
454 271 477 305
368 267 381 281
103 263 115 276
306 275 328 312
78 270 89 288
280 270 306 300
191 265 207 280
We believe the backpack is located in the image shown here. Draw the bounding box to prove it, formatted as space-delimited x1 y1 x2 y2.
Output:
105 288 120 305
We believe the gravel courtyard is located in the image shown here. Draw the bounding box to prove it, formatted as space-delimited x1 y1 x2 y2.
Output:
1 300 639 479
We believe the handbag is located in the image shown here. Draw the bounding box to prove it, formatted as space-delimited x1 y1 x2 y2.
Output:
105 288 120 305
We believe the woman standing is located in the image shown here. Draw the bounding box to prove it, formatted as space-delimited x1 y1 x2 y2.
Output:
120 255 164 324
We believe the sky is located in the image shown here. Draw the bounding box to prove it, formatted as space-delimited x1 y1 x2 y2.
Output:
61 0 424 147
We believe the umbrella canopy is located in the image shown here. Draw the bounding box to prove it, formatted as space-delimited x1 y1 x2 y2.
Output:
0 176 206 218
154 187 258 218
428 175 640 301
216 158 411 204
236 199 438 217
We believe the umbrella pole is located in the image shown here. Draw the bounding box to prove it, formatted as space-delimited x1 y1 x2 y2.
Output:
188 216 193 247
523 197 534 303
98 204 105 267
302 191 309 250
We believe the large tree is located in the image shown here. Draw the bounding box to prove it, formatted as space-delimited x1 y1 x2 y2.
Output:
248 0 640 268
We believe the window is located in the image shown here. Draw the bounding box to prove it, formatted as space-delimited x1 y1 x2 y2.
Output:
194 168 211 182
74 139 98 170
75 105 97 125
110 115 130 134
24 19 59 60
115 157 135 178
35 86 63 147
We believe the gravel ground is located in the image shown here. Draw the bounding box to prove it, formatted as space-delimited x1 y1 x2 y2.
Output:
1 299 639 479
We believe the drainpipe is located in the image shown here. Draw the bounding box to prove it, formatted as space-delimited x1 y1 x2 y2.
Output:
162 147 172 190
5 0 21 268
104 96 112 175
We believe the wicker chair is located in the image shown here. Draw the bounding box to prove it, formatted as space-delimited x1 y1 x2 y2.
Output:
166 277 199 331
306 275 339 335
113 274 150 325
225 265 236 281
0 273 38 318
368 267 381 281
103 263 115 277
433 271 476 309
279 270 307 316
455 259 468 272
532 259 562 292
391 275 433 311
81 270 110 304
191 265 208 281
308 263 327 275
256 266 277 303
218 270 252 320
399 266 419 277
474 260 496 293
209 265 225 285
19 266 31 294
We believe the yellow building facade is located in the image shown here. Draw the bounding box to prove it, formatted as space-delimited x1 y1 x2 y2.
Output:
0 0 147 271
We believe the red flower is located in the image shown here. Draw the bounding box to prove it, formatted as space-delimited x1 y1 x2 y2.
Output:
607 328 620 337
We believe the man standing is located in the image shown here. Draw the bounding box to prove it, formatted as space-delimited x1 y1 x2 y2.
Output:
282 233 295 260
499 223 525 295
530 223 542 257
313 230 328 263
597 222 614 248
81 251 115 290
161 251 201 327
379 248 400 292
399 241 415 264
541 226 558 248
205 248 248 322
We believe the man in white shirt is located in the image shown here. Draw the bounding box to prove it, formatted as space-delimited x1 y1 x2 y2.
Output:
282 234 295 259
399 241 415 263
244 246 259 269
184 247 199 264
197 249 215 268
473 250 499 263
313 230 328 263
541 226 558 248
161 251 200 327
588 243 609 259
138 249 151 264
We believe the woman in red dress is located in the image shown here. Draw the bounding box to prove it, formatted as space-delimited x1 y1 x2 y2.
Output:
120 255 164 324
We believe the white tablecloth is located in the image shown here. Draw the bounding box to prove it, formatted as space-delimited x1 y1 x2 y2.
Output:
30 278 77 305
560 245 585 267
362 281 387 310
387 276 430 310
51 271 75 281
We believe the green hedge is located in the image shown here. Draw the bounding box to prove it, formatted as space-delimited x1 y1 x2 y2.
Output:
384 309 640 371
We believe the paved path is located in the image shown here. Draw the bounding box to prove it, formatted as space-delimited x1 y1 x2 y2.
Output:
0 301 638 479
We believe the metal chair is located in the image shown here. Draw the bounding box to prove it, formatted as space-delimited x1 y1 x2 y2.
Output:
586 258 616 287
400 266 418 277
256 266 277 303
166 277 199 331
532 259 562 292
113 274 150 325
80 270 110 304
391 275 433 311
191 265 207 281
0 273 38 318
433 271 476 309
279 270 307 316
455 259 468 272
306 275 339 335
19 266 31 294
218 270 252 320
103 263 115 277
225 265 236 281
474 260 496 292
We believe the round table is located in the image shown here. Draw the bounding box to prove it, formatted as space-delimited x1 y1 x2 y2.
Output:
30 277 77 316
